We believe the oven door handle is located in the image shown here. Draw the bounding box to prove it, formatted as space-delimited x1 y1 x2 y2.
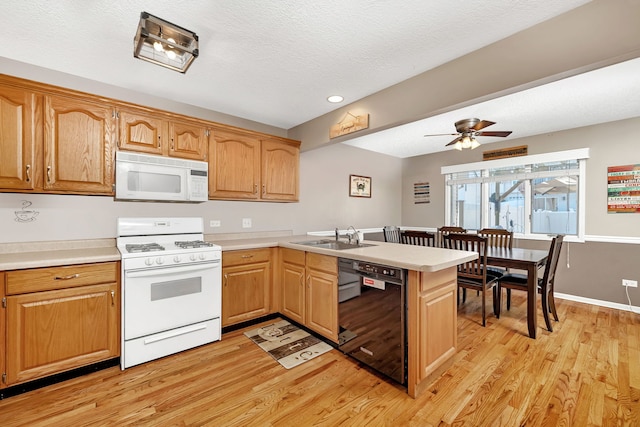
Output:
125 261 220 278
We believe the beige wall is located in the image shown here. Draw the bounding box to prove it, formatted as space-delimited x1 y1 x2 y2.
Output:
0 143 402 243
402 117 640 239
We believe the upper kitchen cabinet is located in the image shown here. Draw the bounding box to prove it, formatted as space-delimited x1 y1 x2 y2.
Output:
117 107 208 161
261 138 299 201
209 128 300 202
0 84 38 191
43 95 115 194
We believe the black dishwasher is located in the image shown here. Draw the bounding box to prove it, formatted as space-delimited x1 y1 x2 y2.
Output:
337 258 407 385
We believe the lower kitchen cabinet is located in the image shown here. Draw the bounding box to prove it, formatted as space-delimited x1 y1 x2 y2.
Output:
222 248 272 326
280 249 338 342
2 262 120 387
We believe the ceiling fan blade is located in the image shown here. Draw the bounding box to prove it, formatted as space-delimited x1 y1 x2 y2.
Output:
445 136 463 146
471 120 495 131
475 131 512 137
424 133 459 137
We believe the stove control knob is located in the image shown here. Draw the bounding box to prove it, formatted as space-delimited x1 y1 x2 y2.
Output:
173 256 181 263
145 258 153 266
156 257 164 265
190 254 197 261
198 253 206 260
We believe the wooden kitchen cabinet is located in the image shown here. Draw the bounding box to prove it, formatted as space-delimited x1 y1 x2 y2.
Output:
280 248 306 324
3 262 120 386
0 273 5 389
221 248 272 326
279 249 338 342
117 107 208 161
0 84 38 191
43 95 116 194
305 253 338 342
209 128 300 201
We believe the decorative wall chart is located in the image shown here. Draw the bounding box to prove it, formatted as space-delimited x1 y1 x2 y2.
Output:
607 164 640 213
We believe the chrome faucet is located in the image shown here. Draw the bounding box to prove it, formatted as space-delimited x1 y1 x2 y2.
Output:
335 227 340 241
346 225 360 245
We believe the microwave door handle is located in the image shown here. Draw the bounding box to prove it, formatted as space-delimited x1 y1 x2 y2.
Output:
125 261 220 278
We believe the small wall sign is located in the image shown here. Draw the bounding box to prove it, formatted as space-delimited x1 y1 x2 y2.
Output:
349 175 371 198
607 164 640 213
330 113 369 139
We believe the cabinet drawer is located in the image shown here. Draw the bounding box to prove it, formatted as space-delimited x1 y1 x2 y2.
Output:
306 253 337 274
222 248 272 267
281 248 305 266
6 262 119 295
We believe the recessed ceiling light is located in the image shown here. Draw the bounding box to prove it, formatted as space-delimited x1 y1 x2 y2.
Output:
327 95 344 103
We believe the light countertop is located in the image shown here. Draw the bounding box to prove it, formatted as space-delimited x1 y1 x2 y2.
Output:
0 235 477 273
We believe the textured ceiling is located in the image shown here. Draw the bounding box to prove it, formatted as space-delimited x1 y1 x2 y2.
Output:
0 0 591 132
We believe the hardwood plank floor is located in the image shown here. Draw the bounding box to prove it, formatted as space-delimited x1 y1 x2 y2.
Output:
1 294 639 426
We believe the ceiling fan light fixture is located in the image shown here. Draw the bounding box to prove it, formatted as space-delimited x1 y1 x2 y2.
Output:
461 136 472 149
133 11 199 73
454 141 463 151
470 138 480 149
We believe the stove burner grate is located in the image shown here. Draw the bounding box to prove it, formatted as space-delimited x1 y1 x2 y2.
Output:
125 243 165 253
175 240 215 249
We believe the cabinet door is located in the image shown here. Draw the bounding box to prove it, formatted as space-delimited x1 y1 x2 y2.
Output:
261 138 299 201
0 85 36 190
6 283 119 385
209 129 260 199
281 261 306 325
222 261 271 326
0 272 5 389
418 279 457 382
306 268 338 342
168 120 208 161
43 95 115 193
118 109 165 155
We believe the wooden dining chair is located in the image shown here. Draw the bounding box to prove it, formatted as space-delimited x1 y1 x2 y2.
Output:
437 226 467 247
383 226 402 243
497 235 565 332
400 230 436 247
443 234 499 327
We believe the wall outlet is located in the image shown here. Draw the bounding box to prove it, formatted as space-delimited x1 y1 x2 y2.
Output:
242 218 252 228
622 279 638 288
209 220 221 227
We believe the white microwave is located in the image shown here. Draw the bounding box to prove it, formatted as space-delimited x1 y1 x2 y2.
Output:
115 152 208 202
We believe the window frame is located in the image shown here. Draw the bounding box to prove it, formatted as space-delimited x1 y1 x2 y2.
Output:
442 148 589 242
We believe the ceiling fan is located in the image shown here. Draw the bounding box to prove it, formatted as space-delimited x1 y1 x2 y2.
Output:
424 118 512 150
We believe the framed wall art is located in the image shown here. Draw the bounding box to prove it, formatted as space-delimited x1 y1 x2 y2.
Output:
349 175 371 198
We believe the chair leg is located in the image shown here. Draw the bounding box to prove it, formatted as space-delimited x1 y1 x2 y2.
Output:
462 288 467 303
493 286 500 318
481 287 486 327
548 286 559 322
506 288 511 311
540 288 553 332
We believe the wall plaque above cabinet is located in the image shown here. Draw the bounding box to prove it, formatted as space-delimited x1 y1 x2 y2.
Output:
330 112 369 139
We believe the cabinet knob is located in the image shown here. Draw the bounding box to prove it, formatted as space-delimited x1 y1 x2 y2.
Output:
262 184 266 195
110 290 115 306
254 184 258 194
25 165 31 182
54 273 79 280
224 274 228 287
46 166 52 183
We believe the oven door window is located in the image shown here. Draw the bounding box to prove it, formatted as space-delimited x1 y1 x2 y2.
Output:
124 266 220 340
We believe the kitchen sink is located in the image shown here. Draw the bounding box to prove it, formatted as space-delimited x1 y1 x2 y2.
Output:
295 239 376 250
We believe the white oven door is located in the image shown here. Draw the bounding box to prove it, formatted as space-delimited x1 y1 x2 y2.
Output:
123 261 221 340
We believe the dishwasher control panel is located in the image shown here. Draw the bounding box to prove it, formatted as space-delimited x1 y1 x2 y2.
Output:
353 260 403 283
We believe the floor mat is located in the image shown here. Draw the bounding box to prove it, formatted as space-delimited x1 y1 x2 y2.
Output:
244 319 333 369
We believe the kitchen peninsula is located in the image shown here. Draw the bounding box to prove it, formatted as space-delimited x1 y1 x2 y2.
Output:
212 234 477 398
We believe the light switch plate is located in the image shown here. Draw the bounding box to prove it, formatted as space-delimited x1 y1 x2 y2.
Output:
622 279 638 288
210 220 221 227
242 218 252 228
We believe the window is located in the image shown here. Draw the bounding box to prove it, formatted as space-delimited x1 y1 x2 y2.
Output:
442 149 588 239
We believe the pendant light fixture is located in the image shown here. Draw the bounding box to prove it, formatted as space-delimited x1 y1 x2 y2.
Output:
133 12 199 73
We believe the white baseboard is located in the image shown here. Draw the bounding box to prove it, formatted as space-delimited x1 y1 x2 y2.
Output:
555 292 640 314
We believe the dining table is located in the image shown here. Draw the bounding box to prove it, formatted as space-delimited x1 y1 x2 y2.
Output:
486 246 549 338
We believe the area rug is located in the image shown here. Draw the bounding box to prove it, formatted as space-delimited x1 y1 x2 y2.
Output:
244 319 333 369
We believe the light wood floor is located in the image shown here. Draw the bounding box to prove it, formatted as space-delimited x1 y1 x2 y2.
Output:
2 294 639 426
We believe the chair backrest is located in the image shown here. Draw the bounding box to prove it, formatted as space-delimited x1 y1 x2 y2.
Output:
541 234 564 288
443 234 488 281
437 226 467 247
383 226 402 243
401 230 436 247
477 228 513 249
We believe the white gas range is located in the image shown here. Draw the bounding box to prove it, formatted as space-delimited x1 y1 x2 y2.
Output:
116 217 222 369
